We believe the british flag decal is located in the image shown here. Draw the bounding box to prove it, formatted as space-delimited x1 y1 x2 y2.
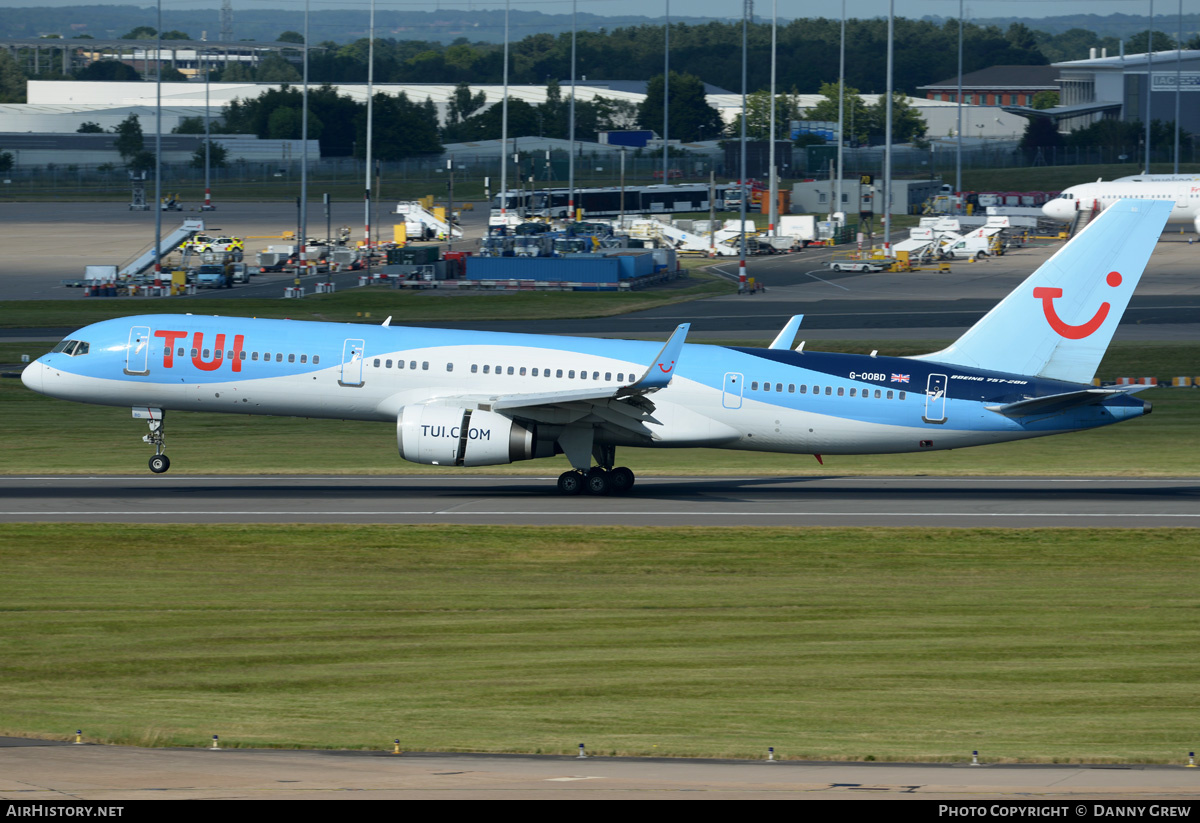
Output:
891 373 910 383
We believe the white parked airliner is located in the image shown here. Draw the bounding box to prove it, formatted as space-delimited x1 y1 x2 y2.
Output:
22 200 1172 494
1044 176 1200 232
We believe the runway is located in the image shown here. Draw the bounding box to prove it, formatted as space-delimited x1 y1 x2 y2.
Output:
2 475 1197 528
2 738 1198 800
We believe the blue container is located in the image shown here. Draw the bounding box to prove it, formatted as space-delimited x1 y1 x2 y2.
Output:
469 256 622 284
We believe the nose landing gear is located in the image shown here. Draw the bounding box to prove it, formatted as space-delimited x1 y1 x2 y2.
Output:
137 408 170 473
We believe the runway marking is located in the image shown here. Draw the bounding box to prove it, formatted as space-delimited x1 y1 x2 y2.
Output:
800 270 852 290
4 511 1199 519
10 477 1197 484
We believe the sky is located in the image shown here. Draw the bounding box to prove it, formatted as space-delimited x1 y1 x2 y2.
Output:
0 0 1176 21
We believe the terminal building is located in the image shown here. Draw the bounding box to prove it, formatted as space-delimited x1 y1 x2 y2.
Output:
1000 49 1200 134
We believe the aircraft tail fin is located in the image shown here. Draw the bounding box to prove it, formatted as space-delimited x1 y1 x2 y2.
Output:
911 199 1173 384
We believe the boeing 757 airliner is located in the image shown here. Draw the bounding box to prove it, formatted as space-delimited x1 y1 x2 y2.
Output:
21 199 1172 494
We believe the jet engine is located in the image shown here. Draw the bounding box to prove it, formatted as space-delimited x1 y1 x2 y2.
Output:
1193 214 1200 236
397 405 537 466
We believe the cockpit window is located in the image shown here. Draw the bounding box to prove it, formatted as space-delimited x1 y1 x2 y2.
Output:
51 339 89 356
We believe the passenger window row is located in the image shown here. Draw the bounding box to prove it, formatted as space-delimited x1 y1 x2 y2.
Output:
749 380 905 401
373 359 430 371
176 347 320 365
467 364 631 382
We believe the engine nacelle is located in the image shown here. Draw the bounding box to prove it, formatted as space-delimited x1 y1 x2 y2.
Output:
397 405 536 467
1193 214 1200 236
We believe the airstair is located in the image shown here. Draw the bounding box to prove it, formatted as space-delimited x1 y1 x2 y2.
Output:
118 219 206 277
394 202 463 239
1068 199 1101 238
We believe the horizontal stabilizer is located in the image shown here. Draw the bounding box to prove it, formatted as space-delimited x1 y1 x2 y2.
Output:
986 386 1148 418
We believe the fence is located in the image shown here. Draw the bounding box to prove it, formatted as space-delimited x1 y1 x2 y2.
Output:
3 140 1197 197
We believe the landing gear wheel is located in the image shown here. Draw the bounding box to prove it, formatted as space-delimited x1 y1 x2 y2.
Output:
584 467 610 496
557 470 584 495
608 467 635 495
149 454 170 474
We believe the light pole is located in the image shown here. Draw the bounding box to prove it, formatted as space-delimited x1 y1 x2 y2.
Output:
364 0 374 249
956 0 963 206
499 0 510 223
202 42 213 211
153 0 162 283
299 0 310 276
1175 0 1182 173
446 158 454 245
883 0 894 253
768 0 778 235
663 0 670 185
738 0 748 293
568 0 576 220
1145 0 1154 174
836 0 845 224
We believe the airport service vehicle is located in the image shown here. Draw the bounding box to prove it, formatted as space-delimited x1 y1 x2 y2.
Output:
193 264 230 289
940 226 1006 260
1044 178 1200 232
827 259 888 272
22 200 1169 495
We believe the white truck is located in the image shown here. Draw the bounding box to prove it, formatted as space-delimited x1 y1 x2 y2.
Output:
940 225 1006 260
826 259 889 273
778 215 817 247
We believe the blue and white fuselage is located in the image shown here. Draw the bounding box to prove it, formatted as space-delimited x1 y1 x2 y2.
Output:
21 199 1172 493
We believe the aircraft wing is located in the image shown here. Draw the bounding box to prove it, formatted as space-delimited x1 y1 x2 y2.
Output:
453 324 691 438
985 386 1149 418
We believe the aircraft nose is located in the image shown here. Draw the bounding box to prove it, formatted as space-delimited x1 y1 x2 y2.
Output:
21 359 44 393
1043 199 1073 222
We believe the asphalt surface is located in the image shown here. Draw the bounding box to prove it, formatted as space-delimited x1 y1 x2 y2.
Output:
3 475 1197 528
3 738 1199 800
3 201 1200 344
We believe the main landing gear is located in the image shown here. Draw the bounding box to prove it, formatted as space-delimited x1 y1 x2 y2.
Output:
557 443 636 496
142 413 170 474
557 466 636 495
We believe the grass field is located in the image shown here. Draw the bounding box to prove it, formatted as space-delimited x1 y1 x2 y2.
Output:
3 341 1197 477
0 267 733 330
7 163 1199 204
1 524 1197 762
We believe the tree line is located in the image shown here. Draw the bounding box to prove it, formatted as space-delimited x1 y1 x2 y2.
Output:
8 16 1199 106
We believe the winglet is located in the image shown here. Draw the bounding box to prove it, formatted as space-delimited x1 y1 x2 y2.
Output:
769 315 803 350
621 323 690 395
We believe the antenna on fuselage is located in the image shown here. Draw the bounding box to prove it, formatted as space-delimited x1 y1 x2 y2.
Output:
795 341 805 353
382 316 392 327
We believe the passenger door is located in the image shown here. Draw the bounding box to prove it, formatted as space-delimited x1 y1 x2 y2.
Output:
923 373 948 424
123 325 151 376
339 338 365 387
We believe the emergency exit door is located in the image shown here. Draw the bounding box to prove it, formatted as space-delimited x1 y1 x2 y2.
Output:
722 372 744 409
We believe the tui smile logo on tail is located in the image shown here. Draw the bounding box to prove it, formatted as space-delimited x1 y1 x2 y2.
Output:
1032 271 1122 340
